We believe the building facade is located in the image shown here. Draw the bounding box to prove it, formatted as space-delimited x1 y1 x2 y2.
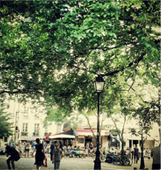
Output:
0 99 159 153
0 98 59 152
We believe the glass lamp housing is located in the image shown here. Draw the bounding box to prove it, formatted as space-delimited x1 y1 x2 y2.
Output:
94 76 105 93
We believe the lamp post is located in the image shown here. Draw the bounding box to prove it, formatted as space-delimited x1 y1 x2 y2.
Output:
94 75 105 170
139 121 145 170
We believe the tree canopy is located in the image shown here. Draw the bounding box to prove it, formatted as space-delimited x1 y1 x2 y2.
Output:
0 0 160 118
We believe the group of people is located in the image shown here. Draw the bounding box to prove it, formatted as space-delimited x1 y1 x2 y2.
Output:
5 138 63 170
5 139 160 170
102 145 151 164
103 144 160 169
8 140 36 158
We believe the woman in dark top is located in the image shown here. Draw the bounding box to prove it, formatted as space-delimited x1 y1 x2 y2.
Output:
34 138 45 170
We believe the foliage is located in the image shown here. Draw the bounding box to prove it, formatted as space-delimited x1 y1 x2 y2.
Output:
43 107 66 127
129 98 160 140
43 106 83 130
0 0 160 119
0 106 12 138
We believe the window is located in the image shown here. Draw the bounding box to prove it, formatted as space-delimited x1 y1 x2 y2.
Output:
34 108 39 118
23 106 29 118
22 123 28 132
34 123 39 136
78 138 84 144
21 123 28 136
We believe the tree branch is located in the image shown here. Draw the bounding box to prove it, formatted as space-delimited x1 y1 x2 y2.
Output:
100 52 146 77
0 88 43 95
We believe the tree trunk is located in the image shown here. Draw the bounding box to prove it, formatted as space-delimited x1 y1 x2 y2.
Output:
159 126 161 146
158 88 161 143
156 114 161 145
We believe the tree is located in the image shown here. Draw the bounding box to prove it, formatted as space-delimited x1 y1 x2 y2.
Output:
47 0 160 113
0 1 67 100
44 105 109 146
109 95 134 152
129 113 153 170
44 107 67 127
128 75 160 141
0 106 12 138
0 0 160 118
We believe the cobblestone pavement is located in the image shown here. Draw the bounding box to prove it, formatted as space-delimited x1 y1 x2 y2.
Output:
0 155 152 170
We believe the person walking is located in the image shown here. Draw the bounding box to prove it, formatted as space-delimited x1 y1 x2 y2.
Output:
25 143 30 158
52 142 62 170
147 148 151 159
34 138 45 170
130 147 134 163
5 144 20 170
151 144 160 170
31 141 35 150
50 142 55 161
134 145 139 164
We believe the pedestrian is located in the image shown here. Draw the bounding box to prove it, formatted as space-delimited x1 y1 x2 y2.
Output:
151 144 160 170
50 142 55 161
52 142 62 170
17 143 23 157
9 140 13 147
127 147 132 159
131 147 134 163
147 148 151 159
134 145 139 164
89 142 93 150
85 146 88 156
25 143 30 158
34 138 45 170
5 144 20 170
86 142 89 148
31 141 35 151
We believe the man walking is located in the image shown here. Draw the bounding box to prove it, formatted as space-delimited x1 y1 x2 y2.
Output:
5 144 20 170
134 145 139 164
52 142 62 170
151 144 160 170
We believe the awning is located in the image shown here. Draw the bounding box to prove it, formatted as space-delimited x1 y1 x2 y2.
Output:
63 129 76 136
76 129 108 136
127 136 155 140
49 134 75 139
76 130 96 136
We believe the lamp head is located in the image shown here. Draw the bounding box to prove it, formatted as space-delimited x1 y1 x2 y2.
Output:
94 75 105 93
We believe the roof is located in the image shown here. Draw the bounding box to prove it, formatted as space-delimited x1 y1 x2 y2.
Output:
49 134 75 139
50 129 108 138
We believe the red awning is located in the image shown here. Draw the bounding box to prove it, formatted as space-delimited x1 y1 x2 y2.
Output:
76 129 108 136
76 129 96 136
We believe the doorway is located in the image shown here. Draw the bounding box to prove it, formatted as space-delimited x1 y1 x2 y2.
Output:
85 136 92 147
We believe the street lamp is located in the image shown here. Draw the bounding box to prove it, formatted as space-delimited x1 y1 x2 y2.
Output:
139 121 145 170
94 75 105 170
